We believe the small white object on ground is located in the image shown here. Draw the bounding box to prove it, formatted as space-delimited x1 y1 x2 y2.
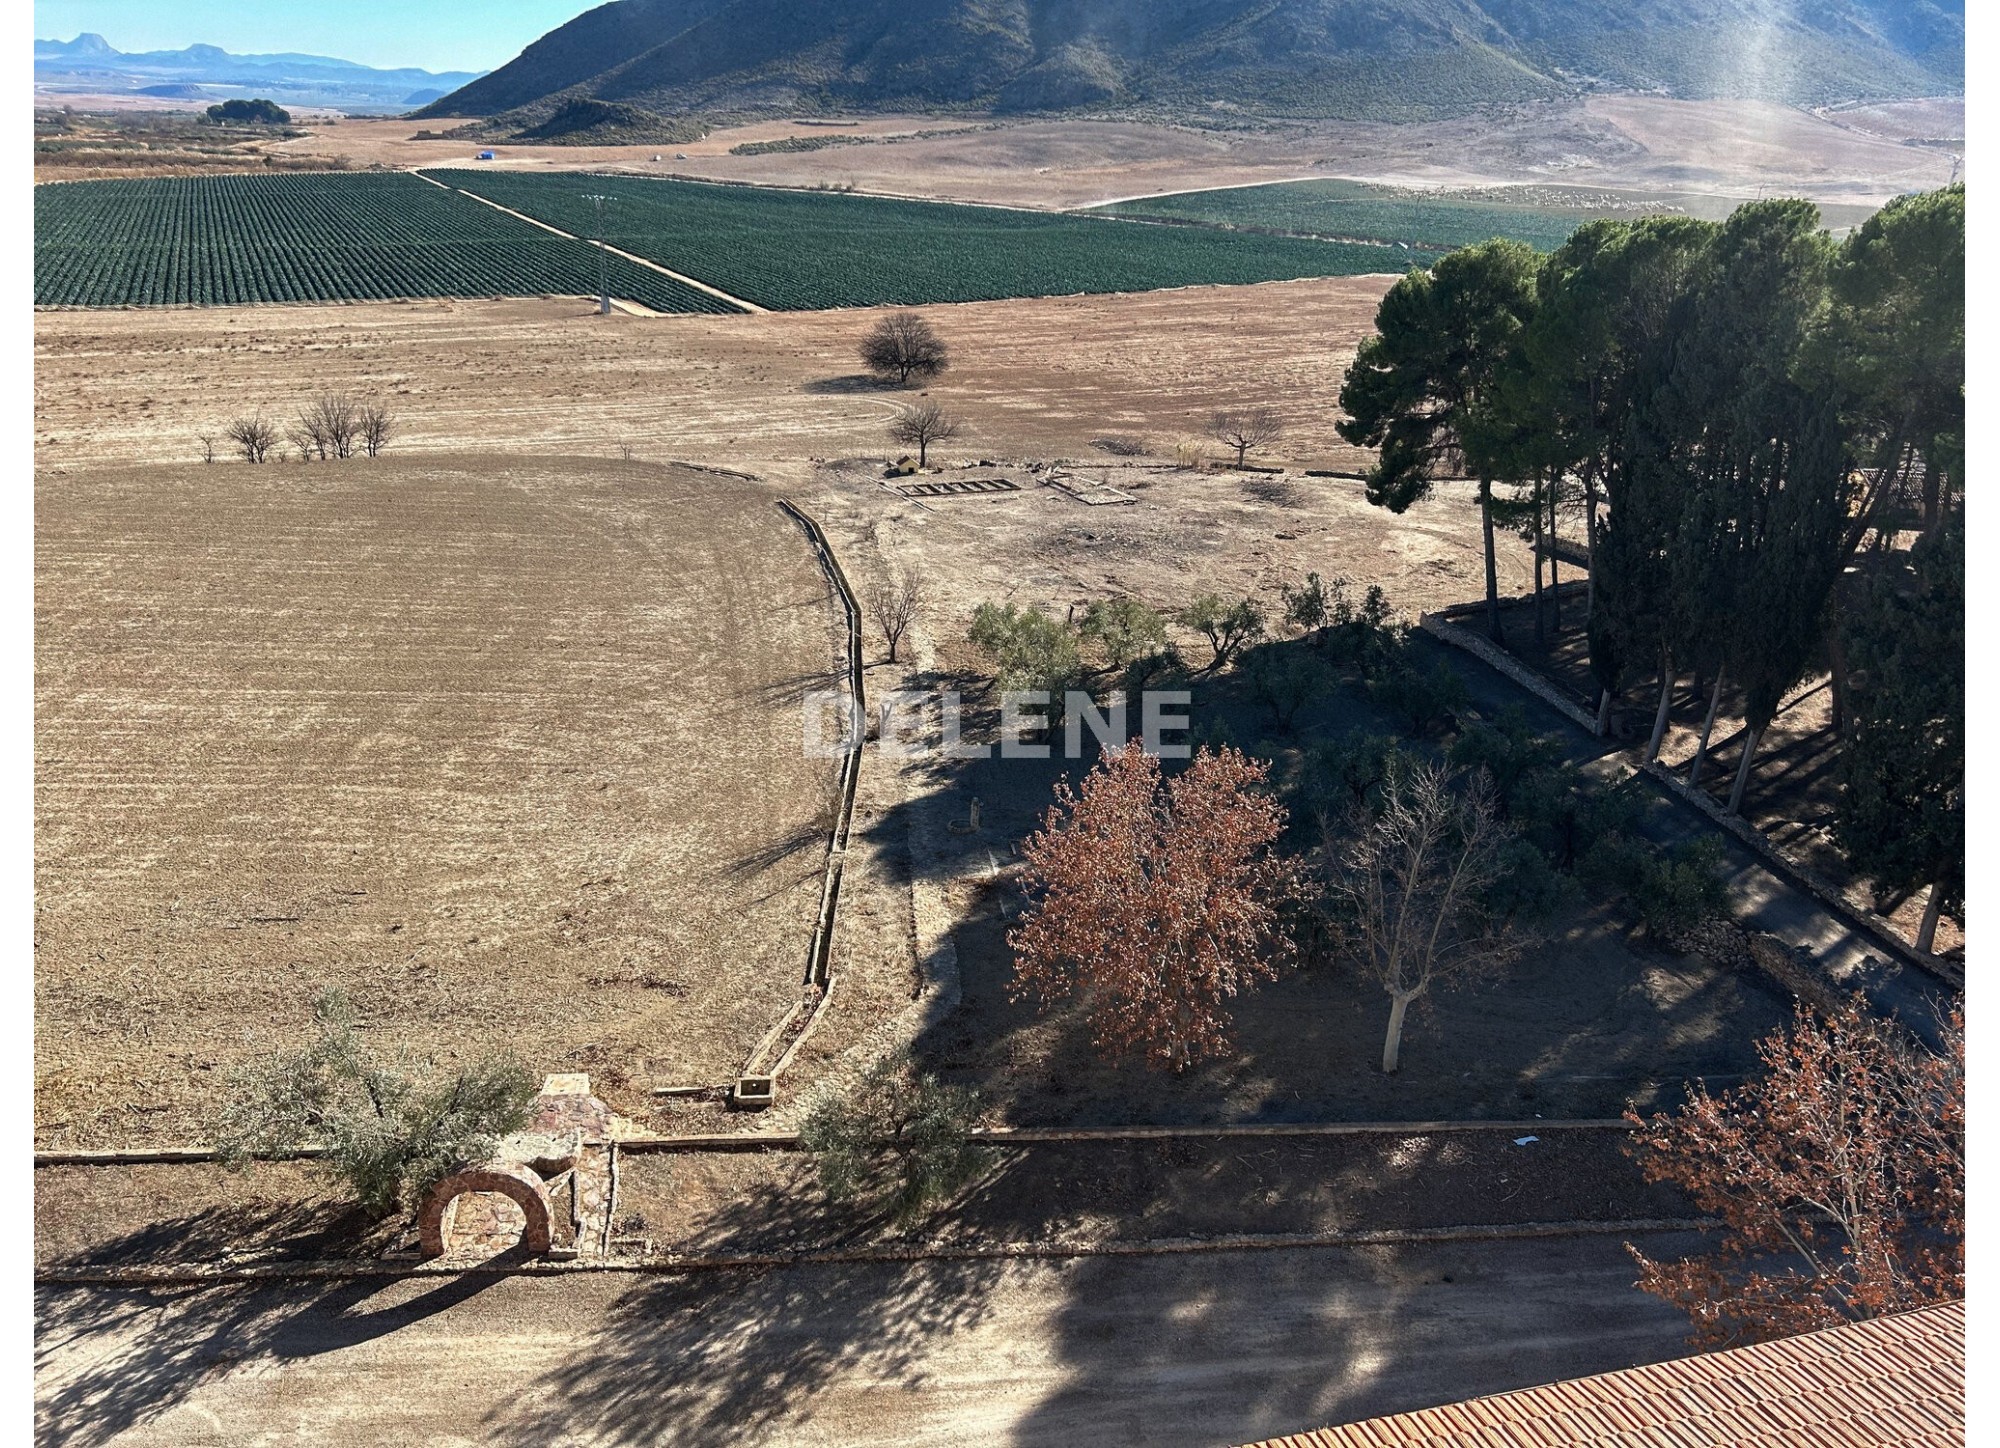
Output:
1513 1136 1539 1146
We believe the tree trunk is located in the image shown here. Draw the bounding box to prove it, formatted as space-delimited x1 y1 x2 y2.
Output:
1826 600 1848 736
1381 990 1417 1074
1914 881 1944 954
1644 647 1673 765
1548 477 1561 636
1727 725 1762 815
918 439 928 468
1532 483 1547 648
1688 670 1725 790
1583 462 1601 623
1480 478 1501 644
1595 687 1613 738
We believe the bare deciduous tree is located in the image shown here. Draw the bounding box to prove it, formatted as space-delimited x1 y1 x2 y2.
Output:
1321 761 1529 1073
860 311 950 386
358 402 393 458
889 401 961 469
197 433 218 464
1208 409 1284 468
868 569 929 664
302 392 358 459
226 413 276 463
286 418 319 462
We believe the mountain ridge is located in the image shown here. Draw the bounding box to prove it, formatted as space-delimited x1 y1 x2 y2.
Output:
419 0 1963 129
35 34 484 113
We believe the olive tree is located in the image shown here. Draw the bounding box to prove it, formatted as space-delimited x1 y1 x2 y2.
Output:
798 1049 984 1225
217 989 536 1216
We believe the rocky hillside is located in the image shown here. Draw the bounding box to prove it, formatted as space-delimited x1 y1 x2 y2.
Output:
418 0 1962 130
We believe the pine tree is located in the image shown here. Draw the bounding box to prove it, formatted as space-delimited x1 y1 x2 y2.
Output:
1337 240 1539 642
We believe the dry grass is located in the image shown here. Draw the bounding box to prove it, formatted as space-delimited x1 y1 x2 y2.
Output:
34 456 847 1147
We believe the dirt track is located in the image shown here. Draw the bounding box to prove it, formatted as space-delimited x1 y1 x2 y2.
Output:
35 1231 1702 1447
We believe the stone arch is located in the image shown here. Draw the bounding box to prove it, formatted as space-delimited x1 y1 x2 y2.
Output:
416 1162 554 1259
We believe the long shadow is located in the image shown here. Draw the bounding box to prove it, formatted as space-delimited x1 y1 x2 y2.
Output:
1005 1230 1703 1446
485 1174 1012 1447
37 1260 515 1448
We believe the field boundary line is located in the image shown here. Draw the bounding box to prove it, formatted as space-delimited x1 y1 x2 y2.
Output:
34 1119 1629 1167
728 500 869 1102
34 1216 1716 1287
1417 610 1962 992
412 169 768 315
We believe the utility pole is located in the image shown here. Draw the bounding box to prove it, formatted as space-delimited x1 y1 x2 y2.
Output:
581 193 613 315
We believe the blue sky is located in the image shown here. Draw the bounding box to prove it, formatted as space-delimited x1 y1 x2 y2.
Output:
34 1 589 73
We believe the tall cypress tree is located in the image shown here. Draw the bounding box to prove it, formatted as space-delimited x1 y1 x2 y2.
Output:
1836 518 1963 952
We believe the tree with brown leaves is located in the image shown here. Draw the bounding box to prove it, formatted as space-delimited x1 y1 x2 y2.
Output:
1626 996 1963 1348
1009 743 1298 1071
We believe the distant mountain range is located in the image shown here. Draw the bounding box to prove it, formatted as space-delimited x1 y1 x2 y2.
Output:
35 34 485 112
417 0 1963 132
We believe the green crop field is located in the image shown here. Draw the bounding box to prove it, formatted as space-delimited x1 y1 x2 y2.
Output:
33 172 744 312
425 170 1411 310
1093 180 1668 254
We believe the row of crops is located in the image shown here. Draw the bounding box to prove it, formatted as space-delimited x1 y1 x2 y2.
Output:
1092 179 1639 255
425 169 1413 311
33 172 744 312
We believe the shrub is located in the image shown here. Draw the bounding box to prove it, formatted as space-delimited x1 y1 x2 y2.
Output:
1079 597 1168 669
1244 646 1330 731
216 989 536 1216
968 602 1085 704
798 1050 984 1225
1369 657 1469 733
1176 593 1265 672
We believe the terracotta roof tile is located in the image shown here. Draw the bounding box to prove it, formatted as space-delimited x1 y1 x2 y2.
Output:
1239 1304 1963 1448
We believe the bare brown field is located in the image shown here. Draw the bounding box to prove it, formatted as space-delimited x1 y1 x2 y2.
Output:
252 97 1952 210
31 279 1396 475
34 457 849 1148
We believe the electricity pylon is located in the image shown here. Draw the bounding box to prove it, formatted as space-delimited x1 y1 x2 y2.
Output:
581 194 614 315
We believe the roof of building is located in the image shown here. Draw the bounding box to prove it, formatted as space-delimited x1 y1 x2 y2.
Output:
1240 1302 1963 1448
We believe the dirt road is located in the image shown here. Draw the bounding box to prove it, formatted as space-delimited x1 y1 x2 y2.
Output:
37 1231 1701 1447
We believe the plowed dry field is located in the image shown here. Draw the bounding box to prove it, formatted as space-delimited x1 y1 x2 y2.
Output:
34 457 846 1148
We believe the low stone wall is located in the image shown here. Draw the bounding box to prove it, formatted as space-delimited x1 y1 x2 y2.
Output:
1418 612 1960 992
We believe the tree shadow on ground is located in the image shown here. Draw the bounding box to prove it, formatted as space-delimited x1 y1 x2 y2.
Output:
44 1198 387 1271
801 374 907 395
485 1172 1012 1447
36 1263 519 1448
1005 1232 1703 1447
